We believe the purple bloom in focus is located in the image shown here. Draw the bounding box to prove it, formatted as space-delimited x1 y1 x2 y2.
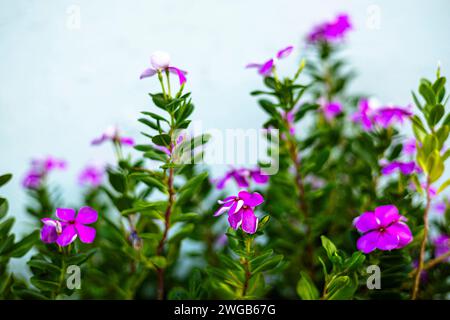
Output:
140 51 187 85
353 205 413 254
434 235 450 261
246 46 294 77
214 191 264 234
92 126 135 147
78 165 104 187
381 161 420 175
308 14 352 43
40 207 98 247
322 101 343 121
22 156 67 189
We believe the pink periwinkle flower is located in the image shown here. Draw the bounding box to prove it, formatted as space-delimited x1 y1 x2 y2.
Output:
246 46 294 77
214 191 264 234
308 14 352 43
381 161 421 176
351 98 412 131
22 156 67 189
91 126 135 147
434 235 450 261
40 207 98 247
140 51 187 85
434 199 449 215
353 205 413 254
322 101 343 121
78 165 104 187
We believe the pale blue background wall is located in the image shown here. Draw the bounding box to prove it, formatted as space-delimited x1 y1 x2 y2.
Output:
1 0 450 235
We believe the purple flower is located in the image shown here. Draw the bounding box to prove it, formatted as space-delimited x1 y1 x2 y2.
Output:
308 14 352 43
140 51 187 85
246 46 294 77
214 191 264 234
381 161 421 175
92 126 135 147
403 138 418 156
78 165 104 187
40 218 62 244
22 156 67 189
434 199 448 215
154 133 185 156
353 205 413 254
374 106 413 128
434 235 450 261
40 207 98 247
321 101 343 121
351 98 412 130
216 167 269 190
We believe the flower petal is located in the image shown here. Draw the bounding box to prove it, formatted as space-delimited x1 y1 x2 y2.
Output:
168 66 187 85
276 46 294 59
241 208 258 234
140 67 157 80
356 231 379 254
238 191 264 207
374 205 400 227
56 225 77 247
40 225 58 243
56 208 76 222
228 210 243 230
376 231 400 251
76 224 96 243
388 222 413 248
353 211 379 233
259 59 274 76
76 206 98 224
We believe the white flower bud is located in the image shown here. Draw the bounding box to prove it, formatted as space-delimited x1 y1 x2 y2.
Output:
151 51 171 70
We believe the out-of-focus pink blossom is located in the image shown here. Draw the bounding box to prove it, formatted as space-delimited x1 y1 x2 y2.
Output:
78 164 104 187
308 14 352 43
246 46 294 77
22 156 67 189
92 126 135 147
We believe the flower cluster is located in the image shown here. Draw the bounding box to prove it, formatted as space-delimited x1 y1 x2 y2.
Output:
40 207 98 247
22 156 66 189
214 191 264 234
78 164 105 187
353 205 413 254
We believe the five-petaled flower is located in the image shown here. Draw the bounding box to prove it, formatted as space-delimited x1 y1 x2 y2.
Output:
40 207 98 247
91 126 134 147
321 101 343 121
353 205 413 254
140 51 187 85
214 191 264 234
246 46 294 77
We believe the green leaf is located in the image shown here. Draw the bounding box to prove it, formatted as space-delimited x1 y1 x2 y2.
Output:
251 254 283 274
0 174 12 188
121 201 166 216
178 172 208 195
428 104 445 127
0 197 8 219
171 212 199 223
419 82 435 105
427 150 444 183
141 111 169 123
152 134 171 147
138 118 158 130
30 278 60 292
296 271 319 300
320 235 337 259
438 178 450 194
9 231 38 258
149 256 167 269
66 249 97 265
294 103 319 121
258 99 277 116
150 93 168 109
0 217 14 235
108 171 126 193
